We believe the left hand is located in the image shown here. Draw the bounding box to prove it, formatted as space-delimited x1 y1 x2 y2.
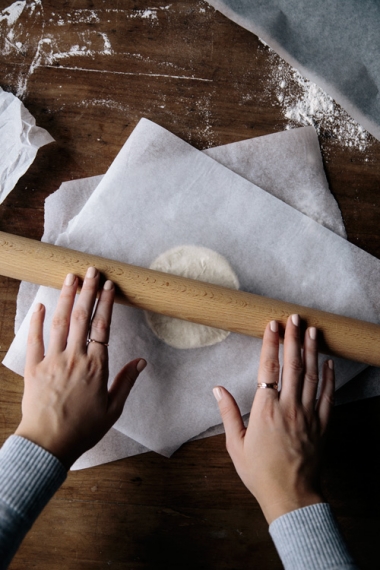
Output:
15 267 146 469
213 316 334 524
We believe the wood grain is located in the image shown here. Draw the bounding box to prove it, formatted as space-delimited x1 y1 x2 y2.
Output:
0 1 380 569
2 231 380 366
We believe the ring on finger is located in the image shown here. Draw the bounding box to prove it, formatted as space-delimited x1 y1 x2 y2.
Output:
87 338 109 348
257 382 278 390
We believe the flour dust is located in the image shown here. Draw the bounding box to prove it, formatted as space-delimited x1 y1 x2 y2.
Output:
260 41 373 152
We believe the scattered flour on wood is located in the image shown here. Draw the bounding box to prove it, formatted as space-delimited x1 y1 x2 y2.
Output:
0 0 25 25
0 1 117 96
259 41 372 151
54 10 100 26
4 0 366 155
121 7 173 20
133 10 157 19
0 1 178 97
191 94 217 147
75 98 130 112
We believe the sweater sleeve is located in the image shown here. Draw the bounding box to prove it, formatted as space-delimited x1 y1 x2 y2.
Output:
0 435 67 570
269 503 359 569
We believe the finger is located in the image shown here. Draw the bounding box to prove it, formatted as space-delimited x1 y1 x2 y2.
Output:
47 273 78 354
213 386 245 457
301 327 319 412
81 280 114 356
255 321 281 406
317 359 335 434
67 267 99 352
280 314 303 406
108 359 147 420
25 303 46 372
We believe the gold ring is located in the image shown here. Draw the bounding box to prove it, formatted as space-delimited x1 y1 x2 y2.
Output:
87 338 109 347
257 382 278 390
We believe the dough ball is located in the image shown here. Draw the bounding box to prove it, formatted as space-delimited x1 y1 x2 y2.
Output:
145 245 239 349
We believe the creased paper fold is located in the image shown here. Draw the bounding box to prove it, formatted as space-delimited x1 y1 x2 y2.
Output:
0 87 54 203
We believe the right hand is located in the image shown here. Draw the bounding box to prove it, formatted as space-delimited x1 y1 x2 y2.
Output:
15 268 146 469
213 315 335 524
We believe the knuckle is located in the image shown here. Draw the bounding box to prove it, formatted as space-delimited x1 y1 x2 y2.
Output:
219 403 240 430
305 372 319 386
264 336 279 350
59 289 74 301
285 327 296 341
65 353 81 373
71 307 89 323
91 316 109 333
219 402 235 421
288 358 304 374
27 331 42 345
91 353 108 374
284 406 299 423
262 358 280 376
259 403 275 423
51 314 70 330
323 392 335 407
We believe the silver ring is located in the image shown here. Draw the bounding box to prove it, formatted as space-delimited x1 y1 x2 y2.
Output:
257 382 278 390
87 338 109 347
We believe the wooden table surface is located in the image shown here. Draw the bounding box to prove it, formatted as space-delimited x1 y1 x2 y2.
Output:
1 1 380 568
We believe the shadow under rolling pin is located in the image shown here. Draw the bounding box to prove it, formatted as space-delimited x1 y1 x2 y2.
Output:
0 231 380 366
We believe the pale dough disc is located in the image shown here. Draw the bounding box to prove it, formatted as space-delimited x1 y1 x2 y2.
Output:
145 245 239 349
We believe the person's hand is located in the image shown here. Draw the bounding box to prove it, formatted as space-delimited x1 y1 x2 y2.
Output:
213 315 334 524
15 268 146 469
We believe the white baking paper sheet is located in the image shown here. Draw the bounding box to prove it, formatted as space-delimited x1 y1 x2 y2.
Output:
0 87 54 203
14 125 356 470
13 125 356 469
5 119 379 465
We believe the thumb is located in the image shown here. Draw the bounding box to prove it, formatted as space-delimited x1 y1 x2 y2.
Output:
108 358 147 420
213 386 246 456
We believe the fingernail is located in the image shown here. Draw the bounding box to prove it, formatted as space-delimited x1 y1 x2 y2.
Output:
328 359 334 370
291 314 300 326
309 327 317 340
136 359 147 373
33 302 42 313
213 387 223 402
86 266 97 279
270 320 278 333
103 280 113 291
65 273 75 286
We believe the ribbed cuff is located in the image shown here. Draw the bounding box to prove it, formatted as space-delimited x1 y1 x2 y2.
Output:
0 435 67 524
269 503 358 570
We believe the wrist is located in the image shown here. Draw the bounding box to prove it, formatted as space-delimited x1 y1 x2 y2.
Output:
260 492 324 525
14 424 73 469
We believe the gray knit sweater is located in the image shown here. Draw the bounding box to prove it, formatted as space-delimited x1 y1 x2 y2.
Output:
0 436 359 569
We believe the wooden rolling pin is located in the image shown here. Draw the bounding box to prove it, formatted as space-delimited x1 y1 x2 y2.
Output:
1 231 380 366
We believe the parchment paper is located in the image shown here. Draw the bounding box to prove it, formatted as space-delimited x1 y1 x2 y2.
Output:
0 86 54 203
206 0 380 142
5 119 379 462
12 125 357 469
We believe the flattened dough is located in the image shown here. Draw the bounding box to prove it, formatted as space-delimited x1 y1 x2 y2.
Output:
145 245 239 349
